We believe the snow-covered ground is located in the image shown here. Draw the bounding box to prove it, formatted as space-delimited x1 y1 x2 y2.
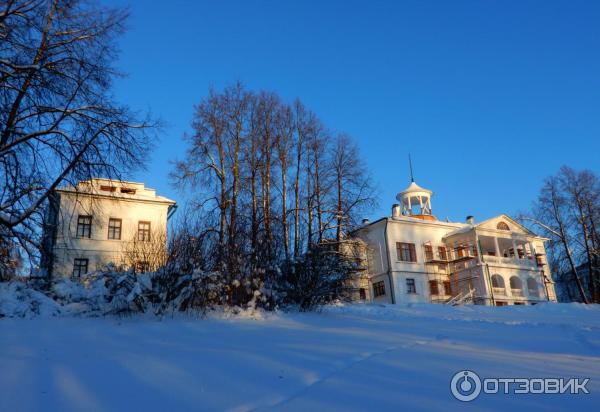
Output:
1 303 599 411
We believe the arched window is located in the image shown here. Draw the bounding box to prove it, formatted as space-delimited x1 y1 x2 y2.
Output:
527 278 539 297
510 276 523 297
497 222 510 231
491 274 505 289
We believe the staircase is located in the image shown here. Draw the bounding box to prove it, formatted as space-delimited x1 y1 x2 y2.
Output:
445 288 475 306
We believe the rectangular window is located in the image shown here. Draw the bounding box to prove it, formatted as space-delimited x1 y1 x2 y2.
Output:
438 246 448 260
429 280 439 295
138 221 151 241
359 288 366 300
72 258 88 277
406 278 416 294
424 244 434 261
396 242 417 262
443 280 452 295
495 301 507 307
76 215 92 238
373 281 386 297
136 261 150 273
108 218 122 240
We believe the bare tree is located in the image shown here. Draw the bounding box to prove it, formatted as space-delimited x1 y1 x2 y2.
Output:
329 134 377 243
523 167 600 303
0 0 156 265
172 84 378 307
121 227 168 273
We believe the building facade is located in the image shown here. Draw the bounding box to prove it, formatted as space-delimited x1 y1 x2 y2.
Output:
353 180 557 306
42 178 176 278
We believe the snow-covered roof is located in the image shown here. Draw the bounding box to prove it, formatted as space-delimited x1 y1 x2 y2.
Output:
399 181 432 195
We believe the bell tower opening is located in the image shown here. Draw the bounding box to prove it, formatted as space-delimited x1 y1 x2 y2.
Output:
395 181 436 221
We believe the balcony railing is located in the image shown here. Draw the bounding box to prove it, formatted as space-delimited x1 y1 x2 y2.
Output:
482 255 537 268
493 287 506 296
511 288 524 297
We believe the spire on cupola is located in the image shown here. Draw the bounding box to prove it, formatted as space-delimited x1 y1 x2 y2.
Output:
394 155 437 221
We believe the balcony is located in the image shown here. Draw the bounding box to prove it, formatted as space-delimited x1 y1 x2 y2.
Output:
482 255 537 269
511 288 524 297
493 287 506 296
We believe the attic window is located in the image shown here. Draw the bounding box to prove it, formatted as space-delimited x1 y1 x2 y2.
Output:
100 185 116 192
497 222 510 231
120 187 136 194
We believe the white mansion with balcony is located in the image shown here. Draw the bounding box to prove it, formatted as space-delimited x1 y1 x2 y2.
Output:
42 178 176 278
353 180 557 306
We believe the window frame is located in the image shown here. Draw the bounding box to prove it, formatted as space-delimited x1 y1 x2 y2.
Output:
76 215 92 238
429 280 439 295
373 281 386 297
107 218 122 240
438 246 448 260
137 221 151 242
396 242 417 262
443 280 452 295
72 258 89 278
497 222 510 231
406 278 417 294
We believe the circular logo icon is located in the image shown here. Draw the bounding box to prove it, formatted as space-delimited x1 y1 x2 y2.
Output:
450 370 482 402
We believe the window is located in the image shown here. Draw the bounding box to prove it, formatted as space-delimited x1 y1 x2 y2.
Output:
438 246 448 261
406 278 416 294
359 288 366 300
443 280 452 295
491 274 505 288
510 276 523 296
497 222 510 231
424 244 434 261
108 218 122 240
121 187 136 194
396 242 417 262
76 215 92 238
72 258 88 277
373 281 386 297
429 280 439 295
513 302 525 306
527 278 539 297
100 185 116 192
136 261 150 273
138 221 151 241
491 274 506 295
495 301 507 307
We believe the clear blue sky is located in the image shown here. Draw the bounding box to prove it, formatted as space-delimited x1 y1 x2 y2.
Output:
108 0 600 222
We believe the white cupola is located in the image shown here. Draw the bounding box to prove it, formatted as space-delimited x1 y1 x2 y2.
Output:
395 180 435 220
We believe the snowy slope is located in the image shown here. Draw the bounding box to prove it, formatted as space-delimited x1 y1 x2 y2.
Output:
1 303 599 411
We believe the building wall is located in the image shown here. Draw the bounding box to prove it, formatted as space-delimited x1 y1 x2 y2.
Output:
49 180 174 277
385 218 463 304
354 214 557 306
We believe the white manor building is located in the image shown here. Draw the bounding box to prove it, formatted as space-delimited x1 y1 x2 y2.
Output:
353 180 557 306
42 178 176 278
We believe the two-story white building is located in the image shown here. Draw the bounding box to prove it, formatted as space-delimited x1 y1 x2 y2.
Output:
353 180 557 306
42 178 176 278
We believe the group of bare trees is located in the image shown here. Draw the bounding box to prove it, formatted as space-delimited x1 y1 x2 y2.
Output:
0 0 155 271
171 83 376 304
523 166 600 303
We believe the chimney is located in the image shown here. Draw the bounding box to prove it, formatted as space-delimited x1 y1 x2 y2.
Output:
362 218 370 225
466 215 475 225
392 204 401 218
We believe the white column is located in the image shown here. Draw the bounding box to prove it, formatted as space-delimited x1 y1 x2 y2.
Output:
512 239 519 260
494 237 501 257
